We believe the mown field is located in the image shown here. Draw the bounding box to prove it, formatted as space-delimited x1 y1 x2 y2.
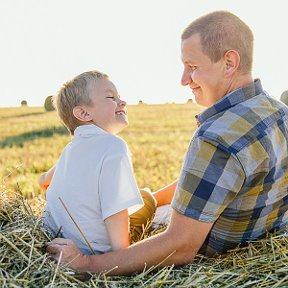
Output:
0 103 203 197
1 104 288 287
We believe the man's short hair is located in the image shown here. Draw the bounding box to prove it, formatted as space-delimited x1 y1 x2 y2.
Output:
181 11 254 74
54 70 109 135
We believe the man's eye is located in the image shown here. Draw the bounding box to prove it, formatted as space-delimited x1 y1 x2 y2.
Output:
189 66 197 71
106 96 116 101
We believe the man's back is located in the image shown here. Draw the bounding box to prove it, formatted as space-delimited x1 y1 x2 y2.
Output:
173 80 288 256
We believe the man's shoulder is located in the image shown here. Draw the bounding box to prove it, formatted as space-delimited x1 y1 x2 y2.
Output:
197 93 288 152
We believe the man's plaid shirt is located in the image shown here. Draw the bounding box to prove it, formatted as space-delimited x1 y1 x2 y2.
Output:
172 79 288 256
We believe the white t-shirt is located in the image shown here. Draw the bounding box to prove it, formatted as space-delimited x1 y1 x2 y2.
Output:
43 124 143 255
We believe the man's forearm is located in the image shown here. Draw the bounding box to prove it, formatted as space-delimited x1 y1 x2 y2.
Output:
47 211 211 275
81 229 193 275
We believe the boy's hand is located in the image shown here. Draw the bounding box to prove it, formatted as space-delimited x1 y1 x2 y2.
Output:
46 238 89 271
38 173 50 191
38 166 56 191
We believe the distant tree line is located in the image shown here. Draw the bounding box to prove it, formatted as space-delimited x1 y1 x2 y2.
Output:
19 90 287 109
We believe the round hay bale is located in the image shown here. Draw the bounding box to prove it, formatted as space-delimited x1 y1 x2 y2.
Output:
21 100 28 106
44 95 55 111
280 90 288 105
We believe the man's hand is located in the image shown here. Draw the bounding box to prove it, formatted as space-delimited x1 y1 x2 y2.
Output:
46 238 89 271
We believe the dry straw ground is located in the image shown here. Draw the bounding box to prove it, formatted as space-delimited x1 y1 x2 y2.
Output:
1 105 288 287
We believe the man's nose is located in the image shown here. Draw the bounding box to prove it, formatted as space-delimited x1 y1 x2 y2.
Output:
181 68 192 86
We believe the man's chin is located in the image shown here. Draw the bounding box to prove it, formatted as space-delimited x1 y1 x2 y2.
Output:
194 95 212 108
194 95 204 107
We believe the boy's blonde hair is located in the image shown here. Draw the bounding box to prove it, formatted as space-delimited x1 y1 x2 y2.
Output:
182 11 254 74
54 70 109 135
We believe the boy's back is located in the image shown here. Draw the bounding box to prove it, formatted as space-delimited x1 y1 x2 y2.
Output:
43 124 143 254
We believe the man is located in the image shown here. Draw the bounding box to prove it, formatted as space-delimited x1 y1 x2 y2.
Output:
46 11 288 275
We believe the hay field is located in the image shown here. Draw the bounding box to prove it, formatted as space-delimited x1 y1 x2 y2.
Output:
1 104 288 287
0 104 203 197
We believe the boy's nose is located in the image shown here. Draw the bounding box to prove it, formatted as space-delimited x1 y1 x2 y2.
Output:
119 99 127 106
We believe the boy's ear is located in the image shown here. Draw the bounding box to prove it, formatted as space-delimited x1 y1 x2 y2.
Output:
223 50 240 77
73 106 93 122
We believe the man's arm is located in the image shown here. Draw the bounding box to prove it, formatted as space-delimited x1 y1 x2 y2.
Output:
46 210 212 275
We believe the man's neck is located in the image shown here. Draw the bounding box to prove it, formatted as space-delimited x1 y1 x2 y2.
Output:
225 73 253 96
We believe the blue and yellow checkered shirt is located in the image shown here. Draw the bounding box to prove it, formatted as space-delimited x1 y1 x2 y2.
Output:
172 79 288 256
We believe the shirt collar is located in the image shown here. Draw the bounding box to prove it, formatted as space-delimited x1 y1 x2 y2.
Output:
196 79 264 126
74 124 108 137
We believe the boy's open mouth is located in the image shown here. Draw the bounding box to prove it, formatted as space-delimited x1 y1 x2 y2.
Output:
115 111 126 115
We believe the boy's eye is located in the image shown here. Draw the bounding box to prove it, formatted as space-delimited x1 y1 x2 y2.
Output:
106 96 116 101
189 65 197 71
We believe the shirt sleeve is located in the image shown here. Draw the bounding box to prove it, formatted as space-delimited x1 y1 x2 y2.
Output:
99 144 144 220
171 136 245 223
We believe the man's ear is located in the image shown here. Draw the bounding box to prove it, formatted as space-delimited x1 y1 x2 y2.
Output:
73 106 92 122
223 50 240 77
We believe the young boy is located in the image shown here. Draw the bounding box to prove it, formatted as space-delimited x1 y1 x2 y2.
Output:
40 70 157 255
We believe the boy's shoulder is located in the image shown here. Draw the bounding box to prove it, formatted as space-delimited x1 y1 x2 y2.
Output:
102 133 129 154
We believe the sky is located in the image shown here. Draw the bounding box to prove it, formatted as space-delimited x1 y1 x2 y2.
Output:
1 0 288 107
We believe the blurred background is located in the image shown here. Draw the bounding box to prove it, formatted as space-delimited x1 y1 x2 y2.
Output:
1 0 288 107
